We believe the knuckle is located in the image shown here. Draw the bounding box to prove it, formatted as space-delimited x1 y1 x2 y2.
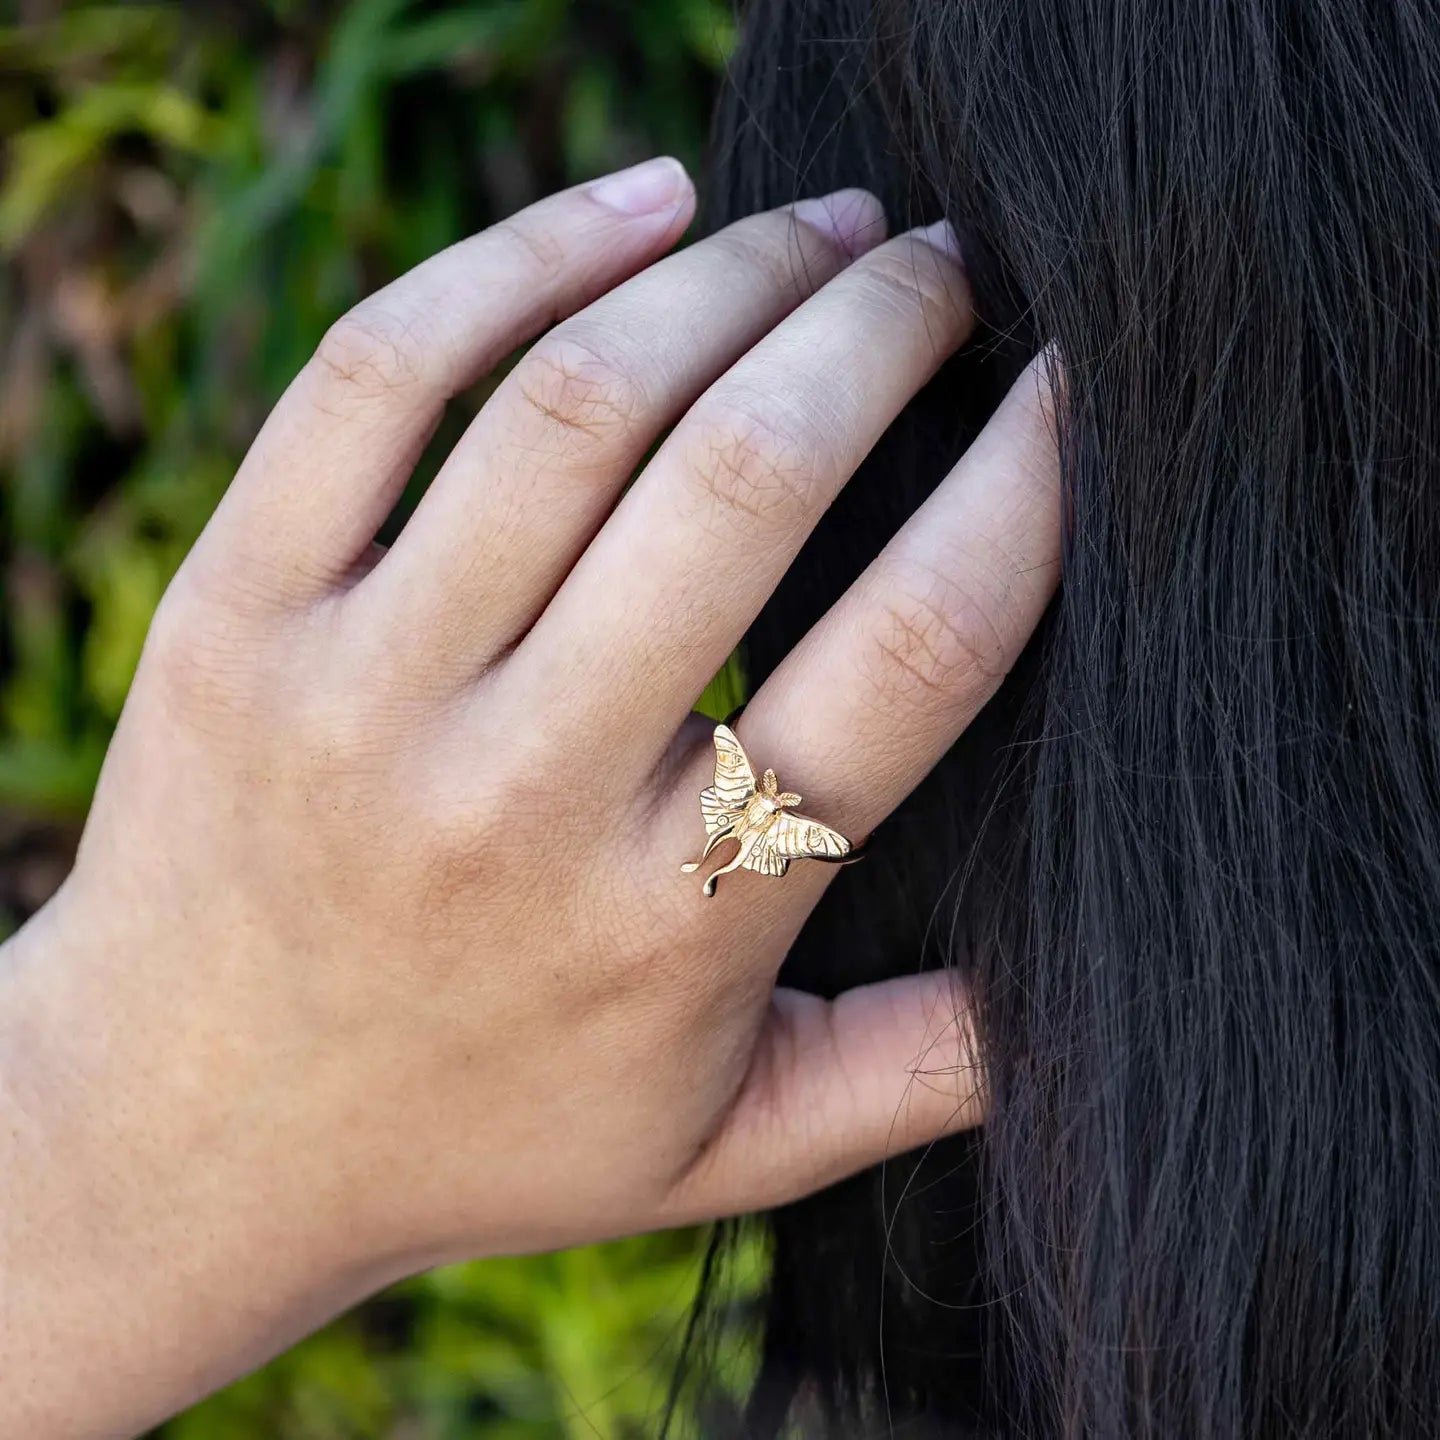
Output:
509 333 648 453
859 557 1010 712
141 578 265 723
141 586 201 691
413 748 551 897
491 216 569 278
1008 371 1064 481
418 803 499 902
853 242 967 329
681 386 830 529
311 305 433 401
709 218 824 300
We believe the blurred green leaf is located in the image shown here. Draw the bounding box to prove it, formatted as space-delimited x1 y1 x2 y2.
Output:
1 83 222 248
697 650 748 722
382 4 537 79
0 5 178 72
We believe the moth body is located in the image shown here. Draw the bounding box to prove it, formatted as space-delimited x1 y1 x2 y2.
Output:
680 727 849 896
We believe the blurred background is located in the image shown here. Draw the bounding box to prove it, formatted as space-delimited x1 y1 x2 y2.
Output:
0 1 763 1434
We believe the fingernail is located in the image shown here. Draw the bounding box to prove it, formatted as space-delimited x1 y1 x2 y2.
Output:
589 156 692 215
911 218 964 265
789 188 888 259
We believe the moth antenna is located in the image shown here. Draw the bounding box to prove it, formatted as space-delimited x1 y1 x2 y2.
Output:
762 768 778 795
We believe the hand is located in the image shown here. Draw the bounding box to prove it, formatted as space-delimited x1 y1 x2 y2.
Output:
0 156 1060 1436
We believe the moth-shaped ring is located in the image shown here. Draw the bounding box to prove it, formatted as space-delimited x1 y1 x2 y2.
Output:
680 723 861 897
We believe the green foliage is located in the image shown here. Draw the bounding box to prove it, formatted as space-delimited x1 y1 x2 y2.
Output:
1 1 755 1433
161 1230 768 1439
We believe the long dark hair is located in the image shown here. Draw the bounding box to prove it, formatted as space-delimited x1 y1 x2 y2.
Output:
691 1 1440 1434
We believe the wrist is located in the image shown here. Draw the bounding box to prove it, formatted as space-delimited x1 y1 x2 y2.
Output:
0 884 401 1437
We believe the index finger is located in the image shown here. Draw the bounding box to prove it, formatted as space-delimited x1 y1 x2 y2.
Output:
192 158 696 604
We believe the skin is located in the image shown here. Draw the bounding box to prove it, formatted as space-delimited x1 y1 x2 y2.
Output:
0 156 1061 1438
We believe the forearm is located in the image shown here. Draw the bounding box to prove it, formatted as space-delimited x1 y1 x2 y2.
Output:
0 891 391 1439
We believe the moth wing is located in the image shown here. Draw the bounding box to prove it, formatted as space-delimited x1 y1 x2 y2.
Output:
699 723 758 836
699 786 744 836
741 809 852 877
711 724 758 800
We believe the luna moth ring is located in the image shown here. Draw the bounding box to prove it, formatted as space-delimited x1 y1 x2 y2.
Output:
680 723 860 897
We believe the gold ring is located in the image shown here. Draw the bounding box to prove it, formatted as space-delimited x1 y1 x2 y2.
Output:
679 720 859 897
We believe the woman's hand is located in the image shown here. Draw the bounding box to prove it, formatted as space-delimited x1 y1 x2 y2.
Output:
0 156 1060 1437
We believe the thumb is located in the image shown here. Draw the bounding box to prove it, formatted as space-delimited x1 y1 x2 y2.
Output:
666 970 985 1223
